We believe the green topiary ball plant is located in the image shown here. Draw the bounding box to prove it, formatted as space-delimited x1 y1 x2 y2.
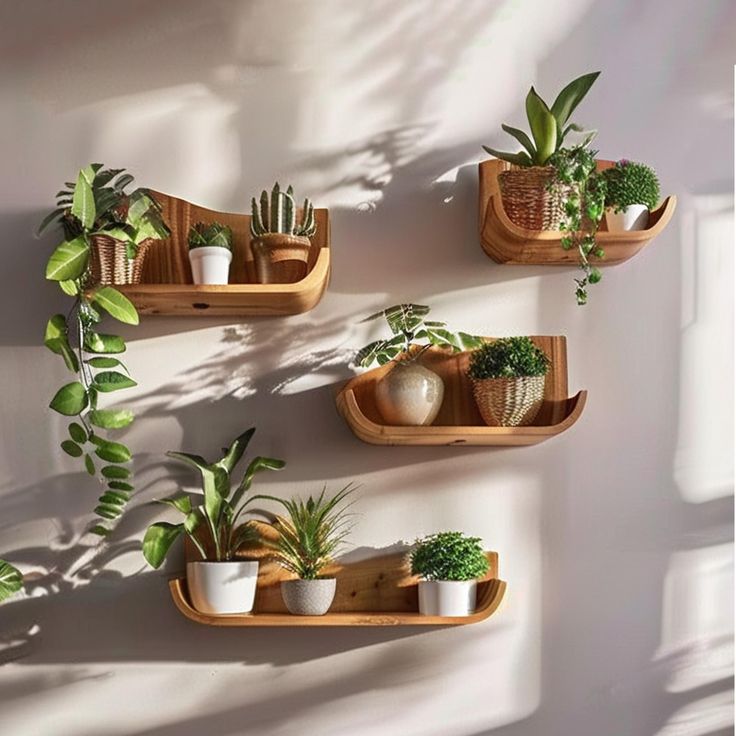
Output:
602 159 660 212
410 531 489 581
467 336 549 380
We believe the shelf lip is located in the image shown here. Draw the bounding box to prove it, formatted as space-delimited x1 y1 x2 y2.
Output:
168 577 507 627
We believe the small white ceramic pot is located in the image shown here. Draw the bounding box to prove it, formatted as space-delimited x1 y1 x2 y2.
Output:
281 578 337 616
186 560 259 614
605 204 649 232
188 246 232 285
375 361 444 426
418 580 478 616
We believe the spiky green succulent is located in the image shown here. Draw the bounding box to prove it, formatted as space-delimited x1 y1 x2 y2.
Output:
187 221 232 250
250 183 316 238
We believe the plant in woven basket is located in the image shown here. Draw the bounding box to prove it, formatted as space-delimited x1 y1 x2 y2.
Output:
468 337 550 427
250 183 316 238
0 560 22 603
188 222 233 250
410 532 489 582
602 160 660 212
38 164 170 535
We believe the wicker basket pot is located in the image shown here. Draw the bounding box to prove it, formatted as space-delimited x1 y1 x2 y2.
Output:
498 166 569 231
89 234 152 285
250 234 311 284
472 375 546 427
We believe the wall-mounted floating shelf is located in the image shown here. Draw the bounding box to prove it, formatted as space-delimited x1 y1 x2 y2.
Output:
170 550 505 627
478 159 677 265
336 336 586 446
117 191 330 316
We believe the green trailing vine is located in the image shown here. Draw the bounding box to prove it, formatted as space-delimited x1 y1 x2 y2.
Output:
39 164 170 535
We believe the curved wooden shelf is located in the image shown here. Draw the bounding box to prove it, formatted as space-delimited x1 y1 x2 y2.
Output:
479 159 677 265
169 551 506 627
116 190 330 316
336 336 587 446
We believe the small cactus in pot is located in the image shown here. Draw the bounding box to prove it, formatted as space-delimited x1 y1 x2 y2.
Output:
250 183 317 283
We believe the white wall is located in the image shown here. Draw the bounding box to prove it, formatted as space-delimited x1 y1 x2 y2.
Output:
0 2 733 735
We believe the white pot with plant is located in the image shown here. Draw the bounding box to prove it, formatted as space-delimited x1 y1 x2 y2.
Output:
411 532 490 616
188 222 233 285
354 304 481 426
253 484 358 616
467 337 550 426
142 428 285 615
601 159 660 232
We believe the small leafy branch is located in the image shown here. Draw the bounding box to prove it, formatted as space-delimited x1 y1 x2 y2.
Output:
250 183 316 238
354 304 482 368
188 222 233 250
40 164 170 535
410 531 489 582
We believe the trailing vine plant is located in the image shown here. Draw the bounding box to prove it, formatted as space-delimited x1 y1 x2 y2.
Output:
38 164 170 535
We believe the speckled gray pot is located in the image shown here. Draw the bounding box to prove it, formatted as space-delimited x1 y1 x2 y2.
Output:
281 578 337 616
375 362 444 426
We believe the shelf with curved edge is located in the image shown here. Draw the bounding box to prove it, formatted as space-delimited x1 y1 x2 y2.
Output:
335 336 587 447
479 159 677 266
169 550 506 627
116 190 331 316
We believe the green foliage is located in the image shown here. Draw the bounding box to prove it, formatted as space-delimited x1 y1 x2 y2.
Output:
253 484 358 580
602 159 660 212
467 337 550 380
250 183 316 238
548 145 606 305
188 222 233 251
410 531 489 582
483 72 600 166
0 560 22 603
354 304 482 368
141 429 285 568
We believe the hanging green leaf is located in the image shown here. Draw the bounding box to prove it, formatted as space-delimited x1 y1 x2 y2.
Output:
0 560 22 603
45 236 89 281
90 525 111 537
58 280 79 296
68 422 87 443
71 169 96 229
93 371 137 392
92 287 139 326
49 382 88 416
89 408 134 429
44 315 79 372
108 481 134 492
85 357 125 369
95 504 122 520
84 332 126 354
101 465 130 480
61 440 83 457
142 522 184 569
84 454 96 476
94 440 131 463
99 491 129 506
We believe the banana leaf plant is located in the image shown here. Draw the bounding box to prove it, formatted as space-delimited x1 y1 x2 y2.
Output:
39 164 170 535
142 429 285 567
0 560 22 603
483 71 600 166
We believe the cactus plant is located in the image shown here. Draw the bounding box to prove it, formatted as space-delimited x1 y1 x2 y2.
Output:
250 183 316 239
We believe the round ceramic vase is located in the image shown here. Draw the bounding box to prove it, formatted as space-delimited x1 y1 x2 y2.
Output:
188 246 232 285
418 580 478 617
281 578 337 616
186 560 259 615
375 362 444 426
605 204 649 232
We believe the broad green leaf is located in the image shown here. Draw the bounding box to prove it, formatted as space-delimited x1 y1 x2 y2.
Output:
68 422 87 443
126 192 153 226
85 357 124 369
525 88 557 165
45 236 89 281
71 169 95 228
142 522 184 568
92 286 139 326
61 440 83 457
108 480 134 492
89 408 134 429
49 382 88 416
482 146 533 167
216 428 255 474
94 226 132 242
500 123 537 158
114 173 134 192
93 371 137 392
94 440 131 463
59 280 79 296
232 456 286 508
44 315 78 372
157 494 192 514
550 71 600 133
0 560 22 603
101 465 130 479
84 332 126 354
84 454 95 476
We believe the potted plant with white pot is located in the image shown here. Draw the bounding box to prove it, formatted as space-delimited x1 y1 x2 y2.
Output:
601 159 661 232
355 304 481 426
249 183 316 284
411 532 490 616
253 484 357 616
188 222 233 285
142 428 285 615
467 337 550 426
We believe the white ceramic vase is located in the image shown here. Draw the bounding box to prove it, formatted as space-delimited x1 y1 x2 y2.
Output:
605 204 649 232
375 362 444 426
418 580 477 616
281 578 337 616
186 560 259 614
188 246 232 285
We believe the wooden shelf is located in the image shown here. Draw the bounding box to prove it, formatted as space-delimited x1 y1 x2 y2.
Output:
478 159 677 265
117 191 330 316
169 550 506 627
336 336 586 446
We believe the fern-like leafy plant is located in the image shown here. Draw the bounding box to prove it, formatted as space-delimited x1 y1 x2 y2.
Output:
188 222 233 250
602 160 660 212
250 183 316 238
410 532 489 581
467 337 549 380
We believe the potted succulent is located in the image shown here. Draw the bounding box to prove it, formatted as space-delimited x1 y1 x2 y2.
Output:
142 428 285 615
483 71 600 230
467 337 550 426
253 484 357 616
601 159 661 232
249 183 316 284
355 304 481 426
188 222 233 285
410 532 489 616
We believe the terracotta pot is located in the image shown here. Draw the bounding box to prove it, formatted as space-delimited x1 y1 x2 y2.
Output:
250 234 311 284
375 361 444 426
281 578 336 616
472 375 545 427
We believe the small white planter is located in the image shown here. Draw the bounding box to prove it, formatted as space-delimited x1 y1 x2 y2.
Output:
605 204 649 232
418 580 477 616
188 246 232 285
186 560 258 615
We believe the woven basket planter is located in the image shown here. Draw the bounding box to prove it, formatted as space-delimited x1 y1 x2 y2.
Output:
498 166 569 231
472 375 546 427
89 235 152 285
251 234 311 284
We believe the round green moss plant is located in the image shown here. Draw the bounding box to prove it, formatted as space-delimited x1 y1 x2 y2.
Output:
188 222 233 251
410 532 489 582
602 160 660 212
467 337 549 380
